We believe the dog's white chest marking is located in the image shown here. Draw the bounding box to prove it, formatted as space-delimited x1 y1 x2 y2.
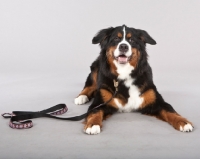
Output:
113 61 143 112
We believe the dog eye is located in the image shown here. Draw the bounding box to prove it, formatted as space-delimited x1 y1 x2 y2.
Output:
128 38 134 43
114 37 121 42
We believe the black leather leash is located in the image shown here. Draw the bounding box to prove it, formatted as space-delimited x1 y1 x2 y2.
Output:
2 80 118 129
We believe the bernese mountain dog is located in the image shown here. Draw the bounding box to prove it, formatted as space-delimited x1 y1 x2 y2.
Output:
74 25 193 135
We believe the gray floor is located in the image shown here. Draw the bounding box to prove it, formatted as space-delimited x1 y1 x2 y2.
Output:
1 1 200 159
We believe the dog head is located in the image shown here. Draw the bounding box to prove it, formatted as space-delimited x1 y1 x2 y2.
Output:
92 25 156 77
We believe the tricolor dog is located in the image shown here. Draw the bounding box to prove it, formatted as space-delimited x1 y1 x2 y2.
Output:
74 25 193 135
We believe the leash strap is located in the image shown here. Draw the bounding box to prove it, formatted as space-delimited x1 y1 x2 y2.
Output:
2 80 119 129
2 104 89 129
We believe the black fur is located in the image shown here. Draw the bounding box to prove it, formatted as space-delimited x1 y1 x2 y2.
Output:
87 26 175 115
77 25 193 133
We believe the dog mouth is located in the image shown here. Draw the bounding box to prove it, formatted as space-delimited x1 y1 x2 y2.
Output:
115 54 131 64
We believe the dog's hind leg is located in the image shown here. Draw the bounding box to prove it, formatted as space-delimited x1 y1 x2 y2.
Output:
156 109 194 132
139 90 194 132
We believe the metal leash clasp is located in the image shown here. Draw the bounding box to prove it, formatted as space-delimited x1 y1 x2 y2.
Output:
113 79 118 92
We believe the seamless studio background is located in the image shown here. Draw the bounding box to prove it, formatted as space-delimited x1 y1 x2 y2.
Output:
0 1 200 159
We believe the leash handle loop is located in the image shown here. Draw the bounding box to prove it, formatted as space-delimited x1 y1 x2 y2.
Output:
2 79 119 129
2 104 69 129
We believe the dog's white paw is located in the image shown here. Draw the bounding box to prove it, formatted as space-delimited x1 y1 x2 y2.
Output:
180 123 193 132
85 125 101 135
74 95 89 105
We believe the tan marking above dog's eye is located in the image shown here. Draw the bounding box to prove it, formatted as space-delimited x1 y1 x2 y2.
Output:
117 32 122 38
127 33 132 38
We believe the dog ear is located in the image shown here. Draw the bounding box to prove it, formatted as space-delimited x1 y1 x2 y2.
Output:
92 27 114 48
137 29 156 45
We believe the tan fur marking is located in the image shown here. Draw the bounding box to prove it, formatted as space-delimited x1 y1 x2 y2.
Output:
92 71 97 84
104 114 111 120
126 33 132 38
140 89 156 108
141 36 145 42
117 32 122 38
129 48 140 68
79 71 97 98
157 110 193 130
100 89 118 109
116 94 127 106
140 82 147 92
84 110 104 130
106 46 118 76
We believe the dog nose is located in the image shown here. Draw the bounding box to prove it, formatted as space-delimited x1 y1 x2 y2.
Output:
119 44 128 52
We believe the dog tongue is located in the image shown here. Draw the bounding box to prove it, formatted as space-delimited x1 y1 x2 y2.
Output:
118 56 128 64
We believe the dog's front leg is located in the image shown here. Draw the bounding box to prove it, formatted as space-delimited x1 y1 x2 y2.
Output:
74 69 98 105
84 88 118 135
84 110 104 135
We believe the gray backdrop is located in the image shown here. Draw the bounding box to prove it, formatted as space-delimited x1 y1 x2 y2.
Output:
0 0 200 159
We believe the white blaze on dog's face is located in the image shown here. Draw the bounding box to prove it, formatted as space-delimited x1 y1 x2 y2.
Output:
103 25 156 78
106 26 141 80
113 27 133 64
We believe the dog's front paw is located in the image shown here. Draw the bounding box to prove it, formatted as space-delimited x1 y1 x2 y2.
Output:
84 125 101 135
179 123 194 132
74 95 89 105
